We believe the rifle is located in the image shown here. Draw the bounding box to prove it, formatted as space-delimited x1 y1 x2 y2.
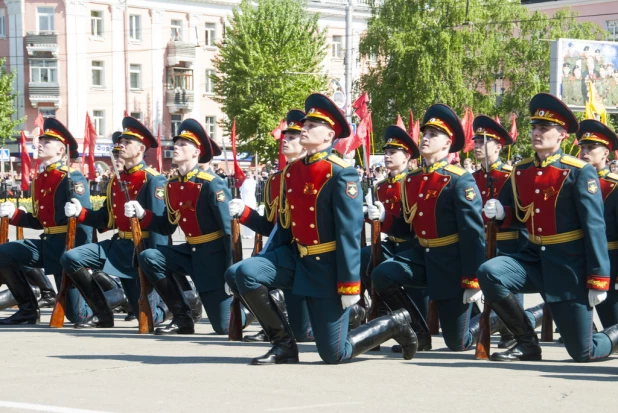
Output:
427 301 440 335
540 304 553 342
475 132 497 360
228 216 244 341
50 146 77 328
16 191 23 240
252 232 263 256
0 181 9 244
109 152 153 333
359 223 368 310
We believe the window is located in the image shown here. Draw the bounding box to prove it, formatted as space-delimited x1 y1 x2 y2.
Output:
205 69 215 94
171 19 183 41
39 108 56 119
205 116 216 139
93 110 105 137
130 64 141 89
37 7 54 33
171 114 182 137
91 11 103 37
130 112 142 121
91 61 104 87
204 23 216 46
332 35 343 59
608 20 618 41
129 15 141 41
0 14 5 37
167 67 193 90
30 60 57 83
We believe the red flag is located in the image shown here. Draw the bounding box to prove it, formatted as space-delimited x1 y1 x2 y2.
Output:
412 119 420 146
334 129 363 155
156 124 163 173
33 112 44 170
83 112 97 180
20 131 31 192
270 119 287 170
494 115 501 125
34 112 44 133
509 113 518 143
230 119 245 188
123 110 129 117
270 119 286 141
408 110 414 135
462 108 475 153
352 92 369 120
362 113 373 169
396 114 405 130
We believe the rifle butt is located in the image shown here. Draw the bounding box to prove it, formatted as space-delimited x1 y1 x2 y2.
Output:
0 217 9 244
16 226 23 240
49 273 70 328
228 296 243 341
137 270 154 333
474 303 491 360
428 300 440 335
540 303 553 342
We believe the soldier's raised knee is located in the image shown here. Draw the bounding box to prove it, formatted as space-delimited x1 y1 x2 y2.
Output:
137 249 158 270
60 249 81 273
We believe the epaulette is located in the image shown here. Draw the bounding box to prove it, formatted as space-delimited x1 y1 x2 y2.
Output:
607 173 618 181
515 157 534 166
502 164 513 172
444 164 466 176
561 155 586 169
196 171 215 181
168 176 180 183
327 154 350 168
144 167 160 176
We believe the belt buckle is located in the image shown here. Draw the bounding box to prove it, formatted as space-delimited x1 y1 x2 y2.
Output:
298 244 308 258
418 238 428 247
534 235 542 244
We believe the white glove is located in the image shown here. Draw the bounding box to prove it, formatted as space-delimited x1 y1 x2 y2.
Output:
341 294 361 309
64 198 82 218
124 200 145 219
224 282 232 296
463 288 483 304
483 199 505 220
367 201 386 222
363 205 368 216
257 205 265 216
589 289 608 307
228 199 245 218
0 202 16 219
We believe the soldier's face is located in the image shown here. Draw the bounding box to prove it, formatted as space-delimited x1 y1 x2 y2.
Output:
118 138 145 161
419 127 451 157
173 138 200 163
384 148 410 170
281 132 305 160
473 138 500 161
300 120 335 151
579 143 609 169
38 137 65 161
530 124 565 153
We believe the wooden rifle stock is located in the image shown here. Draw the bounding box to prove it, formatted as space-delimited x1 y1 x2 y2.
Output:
49 216 77 328
16 225 23 240
131 216 154 334
252 233 263 256
427 301 440 335
0 217 9 244
368 219 383 322
475 219 497 360
228 217 244 341
540 303 553 342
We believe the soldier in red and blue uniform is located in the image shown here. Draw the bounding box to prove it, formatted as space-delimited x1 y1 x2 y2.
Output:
371 104 489 352
478 93 618 362
227 109 313 342
231 94 417 365
577 120 618 328
0 118 93 325
133 118 236 335
60 117 187 328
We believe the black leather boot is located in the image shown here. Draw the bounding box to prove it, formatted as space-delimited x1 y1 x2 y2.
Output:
601 324 618 355
243 329 268 342
469 309 509 342
153 277 194 335
489 294 542 362
183 290 203 323
23 268 55 308
348 303 366 331
69 268 115 328
242 286 298 365
75 288 126 328
349 309 418 360
379 285 431 351
0 268 40 325
0 288 17 310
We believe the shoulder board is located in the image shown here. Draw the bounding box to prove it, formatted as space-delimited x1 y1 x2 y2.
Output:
144 167 160 176
515 157 534 166
561 155 586 169
408 167 422 175
502 164 513 172
59 166 72 173
168 176 180 182
607 173 618 181
444 164 466 176
327 154 350 168
196 171 215 181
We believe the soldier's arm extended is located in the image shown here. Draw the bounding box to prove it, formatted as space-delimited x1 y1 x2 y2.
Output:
238 205 274 236
208 177 233 268
10 206 44 229
76 177 111 230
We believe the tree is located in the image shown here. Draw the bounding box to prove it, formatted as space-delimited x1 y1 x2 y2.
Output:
0 58 25 146
358 0 604 157
212 0 327 160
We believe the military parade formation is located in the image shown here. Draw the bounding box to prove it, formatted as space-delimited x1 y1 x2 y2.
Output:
2 91 618 368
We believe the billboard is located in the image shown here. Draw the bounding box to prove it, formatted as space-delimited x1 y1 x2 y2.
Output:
550 38 618 113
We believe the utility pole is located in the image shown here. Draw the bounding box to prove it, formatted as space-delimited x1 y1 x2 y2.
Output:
345 0 354 123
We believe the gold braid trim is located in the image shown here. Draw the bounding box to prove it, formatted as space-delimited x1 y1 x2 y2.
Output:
400 175 417 224
278 164 292 229
264 174 278 223
510 168 534 225
31 177 38 219
164 181 181 225
106 177 116 229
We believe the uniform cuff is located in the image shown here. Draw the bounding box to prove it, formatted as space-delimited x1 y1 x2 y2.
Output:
461 277 480 289
10 209 24 226
77 207 88 223
239 205 252 225
337 282 361 295
140 210 153 229
587 276 610 291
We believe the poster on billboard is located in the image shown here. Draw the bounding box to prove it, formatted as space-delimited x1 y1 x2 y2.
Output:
550 38 618 113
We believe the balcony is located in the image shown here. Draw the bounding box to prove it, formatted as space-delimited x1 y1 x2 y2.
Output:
28 83 60 108
166 89 194 113
25 32 59 57
167 41 196 67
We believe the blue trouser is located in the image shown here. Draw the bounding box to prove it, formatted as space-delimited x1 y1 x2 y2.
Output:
233 250 352 364
225 261 313 341
596 251 618 328
0 239 91 323
361 243 430 319
477 256 613 362
138 245 235 335
61 240 165 324
371 253 475 351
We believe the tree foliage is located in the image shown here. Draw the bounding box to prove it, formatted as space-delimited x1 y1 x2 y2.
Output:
359 0 605 157
212 0 327 160
0 58 25 145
